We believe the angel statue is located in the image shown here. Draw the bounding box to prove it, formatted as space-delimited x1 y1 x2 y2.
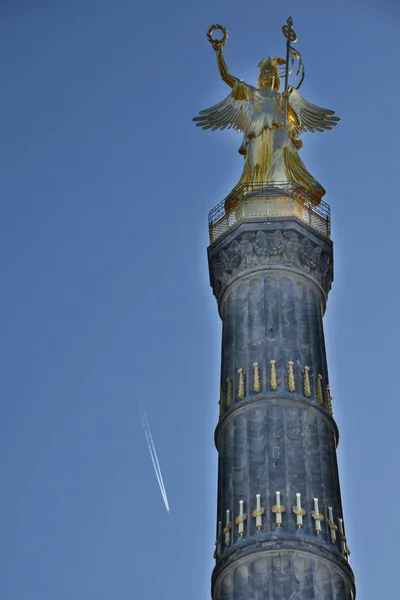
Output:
193 19 339 206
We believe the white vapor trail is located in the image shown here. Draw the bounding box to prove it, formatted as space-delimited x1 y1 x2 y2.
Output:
139 406 170 513
142 411 168 508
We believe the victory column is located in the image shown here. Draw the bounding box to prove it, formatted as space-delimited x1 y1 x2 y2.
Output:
194 18 356 600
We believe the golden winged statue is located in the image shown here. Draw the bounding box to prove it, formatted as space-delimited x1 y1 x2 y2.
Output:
193 22 339 206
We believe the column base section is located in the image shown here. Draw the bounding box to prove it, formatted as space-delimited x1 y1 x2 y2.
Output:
212 547 355 600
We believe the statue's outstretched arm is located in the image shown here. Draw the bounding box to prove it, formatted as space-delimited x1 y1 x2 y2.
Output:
215 47 238 88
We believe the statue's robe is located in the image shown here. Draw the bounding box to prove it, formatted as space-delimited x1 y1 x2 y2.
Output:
233 85 325 205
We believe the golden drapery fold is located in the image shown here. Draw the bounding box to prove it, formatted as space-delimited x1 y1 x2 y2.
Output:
232 129 325 206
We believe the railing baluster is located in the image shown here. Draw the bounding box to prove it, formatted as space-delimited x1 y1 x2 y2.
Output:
208 182 330 244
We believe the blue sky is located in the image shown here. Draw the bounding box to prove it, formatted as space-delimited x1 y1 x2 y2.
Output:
0 1 398 598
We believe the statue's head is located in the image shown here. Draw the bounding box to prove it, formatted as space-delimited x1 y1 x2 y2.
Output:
258 57 285 91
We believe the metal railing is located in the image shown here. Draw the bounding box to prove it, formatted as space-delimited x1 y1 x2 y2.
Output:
208 182 331 243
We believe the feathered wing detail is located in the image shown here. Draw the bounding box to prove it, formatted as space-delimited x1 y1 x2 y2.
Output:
193 81 254 133
288 87 340 134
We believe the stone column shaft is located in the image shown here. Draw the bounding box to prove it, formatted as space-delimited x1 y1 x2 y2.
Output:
208 217 355 600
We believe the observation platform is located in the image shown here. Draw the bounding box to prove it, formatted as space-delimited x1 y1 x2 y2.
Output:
208 182 330 243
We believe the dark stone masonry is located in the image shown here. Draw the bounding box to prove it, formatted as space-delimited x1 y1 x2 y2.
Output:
208 215 355 600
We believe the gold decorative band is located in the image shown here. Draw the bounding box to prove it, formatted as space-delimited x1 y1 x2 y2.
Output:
316 374 323 405
238 368 245 399
253 362 261 393
270 360 277 390
226 377 233 406
288 361 295 392
303 365 311 397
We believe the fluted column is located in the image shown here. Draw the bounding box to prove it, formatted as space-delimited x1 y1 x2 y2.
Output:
208 217 355 600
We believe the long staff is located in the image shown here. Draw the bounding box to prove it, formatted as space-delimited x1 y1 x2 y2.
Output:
282 17 297 126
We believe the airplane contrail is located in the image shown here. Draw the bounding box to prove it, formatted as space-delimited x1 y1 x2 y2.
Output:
140 407 165 501
141 410 168 508
141 409 170 512
139 406 170 513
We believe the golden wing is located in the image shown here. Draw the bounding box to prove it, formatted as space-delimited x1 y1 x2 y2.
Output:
288 87 340 134
193 82 253 133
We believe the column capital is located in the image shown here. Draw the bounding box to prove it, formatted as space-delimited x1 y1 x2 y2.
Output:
208 219 333 304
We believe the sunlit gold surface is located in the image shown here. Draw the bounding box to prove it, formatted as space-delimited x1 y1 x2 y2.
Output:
293 507 306 517
303 366 311 398
316 374 324 405
253 362 261 393
282 17 297 43
207 25 228 50
235 514 247 524
226 377 233 406
194 23 339 206
326 385 333 416
288 361 295 392
270 360 278 391
311 511 324 521
238 368 245 399
272 504 286 514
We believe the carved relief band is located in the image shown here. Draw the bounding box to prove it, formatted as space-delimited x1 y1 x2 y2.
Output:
208 219 333 303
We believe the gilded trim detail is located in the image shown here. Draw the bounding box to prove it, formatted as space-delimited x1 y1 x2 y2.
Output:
316 374 323 405
238 368 245 400
253 362 261 393
288 361 295 392
226 377 233 406
270 360 278 391
303 365 311 397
